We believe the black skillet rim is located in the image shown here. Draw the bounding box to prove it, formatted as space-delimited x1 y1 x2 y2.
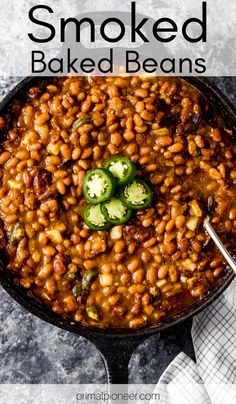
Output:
0 76 235 339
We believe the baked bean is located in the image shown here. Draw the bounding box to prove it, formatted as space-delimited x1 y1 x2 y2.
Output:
128 285 145 294
111 132 122 146
0 151 11 165
169 265 178 282
135 89 148 98
168 143 183 153
129 317 146 328
195 135 205 148
126 143 137 156
57 181 66 195
146 267 158 284
210 128 222 142
229 208 236 220
209 168 222 180
60 144 72 159
156 136 172 147
114 240 126 253
140 110 154 121
110 97 122 110
132 269 144 284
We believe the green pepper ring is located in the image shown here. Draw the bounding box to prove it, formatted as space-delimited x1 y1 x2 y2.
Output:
82 168 116 204
83 203 111 231
103 156 136 186
101 197 133 225
119 178 153 210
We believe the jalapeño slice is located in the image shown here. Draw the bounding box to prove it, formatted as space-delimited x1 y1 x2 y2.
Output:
83 203 111 230
103 156 136 186
83 168 116 204
120 179 153 210
101 197 133 225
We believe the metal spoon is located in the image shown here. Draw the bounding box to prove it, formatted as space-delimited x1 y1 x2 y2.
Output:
204 216 236 274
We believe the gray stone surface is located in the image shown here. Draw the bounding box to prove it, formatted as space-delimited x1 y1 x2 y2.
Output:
0 77 235 384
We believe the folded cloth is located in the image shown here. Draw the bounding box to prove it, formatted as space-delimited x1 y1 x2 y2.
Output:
155 278 236 404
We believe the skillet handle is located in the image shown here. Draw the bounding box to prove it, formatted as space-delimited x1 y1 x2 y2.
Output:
88 336 148 384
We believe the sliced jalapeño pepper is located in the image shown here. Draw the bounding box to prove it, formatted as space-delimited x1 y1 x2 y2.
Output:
83 203 111 230
101 197 133 225
120 179 153 210
103 156 136 186
83 168 116 204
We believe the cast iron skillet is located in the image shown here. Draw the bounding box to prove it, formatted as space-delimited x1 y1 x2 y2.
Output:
0 77 235 384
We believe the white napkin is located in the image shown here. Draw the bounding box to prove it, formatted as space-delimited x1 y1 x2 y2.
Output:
156 278 236 404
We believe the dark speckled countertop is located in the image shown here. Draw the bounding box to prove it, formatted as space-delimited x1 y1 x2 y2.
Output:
0 77 235 384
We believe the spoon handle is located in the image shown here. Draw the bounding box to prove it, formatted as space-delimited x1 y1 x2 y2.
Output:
204 216 236 274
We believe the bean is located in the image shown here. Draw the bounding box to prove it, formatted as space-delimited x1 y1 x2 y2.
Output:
81 147 93 159
108 123 119 133
108 294 120 306
145 164 157 172
209 168 222 180
114 240 126 253
205 269 214 283
129 317 146 328
135 89 148 98
110 97 122 110
124 130 135 141
42 246 56 256
158 265 168 279
210 128 222 142
200 161 211 171
140 110 154 121
133 269 144 284
120 272 131 285
128 285 145 294
128 242 136 254
4 157 19 169
135 101 145 113
156 136 172 146
72 147 81 160
0 151 11 165
175 215 186 229
101 263 113 274
229 208 236 220
81 95 92 112
111 132 122 146
146 267 158 284
143 237 156 248
169 265 178 282
207 181 218 191
57 181 66 195
139 156 151 165
225 220 232 232
63 295 77 311
35 112 50 126
128 258 140 272
134 114 143 127
166 219 175 232
141 251 152 263
156 221 166 235
60 144 72 159
53 260 66 275
126 143 137 156
213 267 224 277
191 285 205 298
168 143 183 153
210 258 222 269
195 135 204 148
